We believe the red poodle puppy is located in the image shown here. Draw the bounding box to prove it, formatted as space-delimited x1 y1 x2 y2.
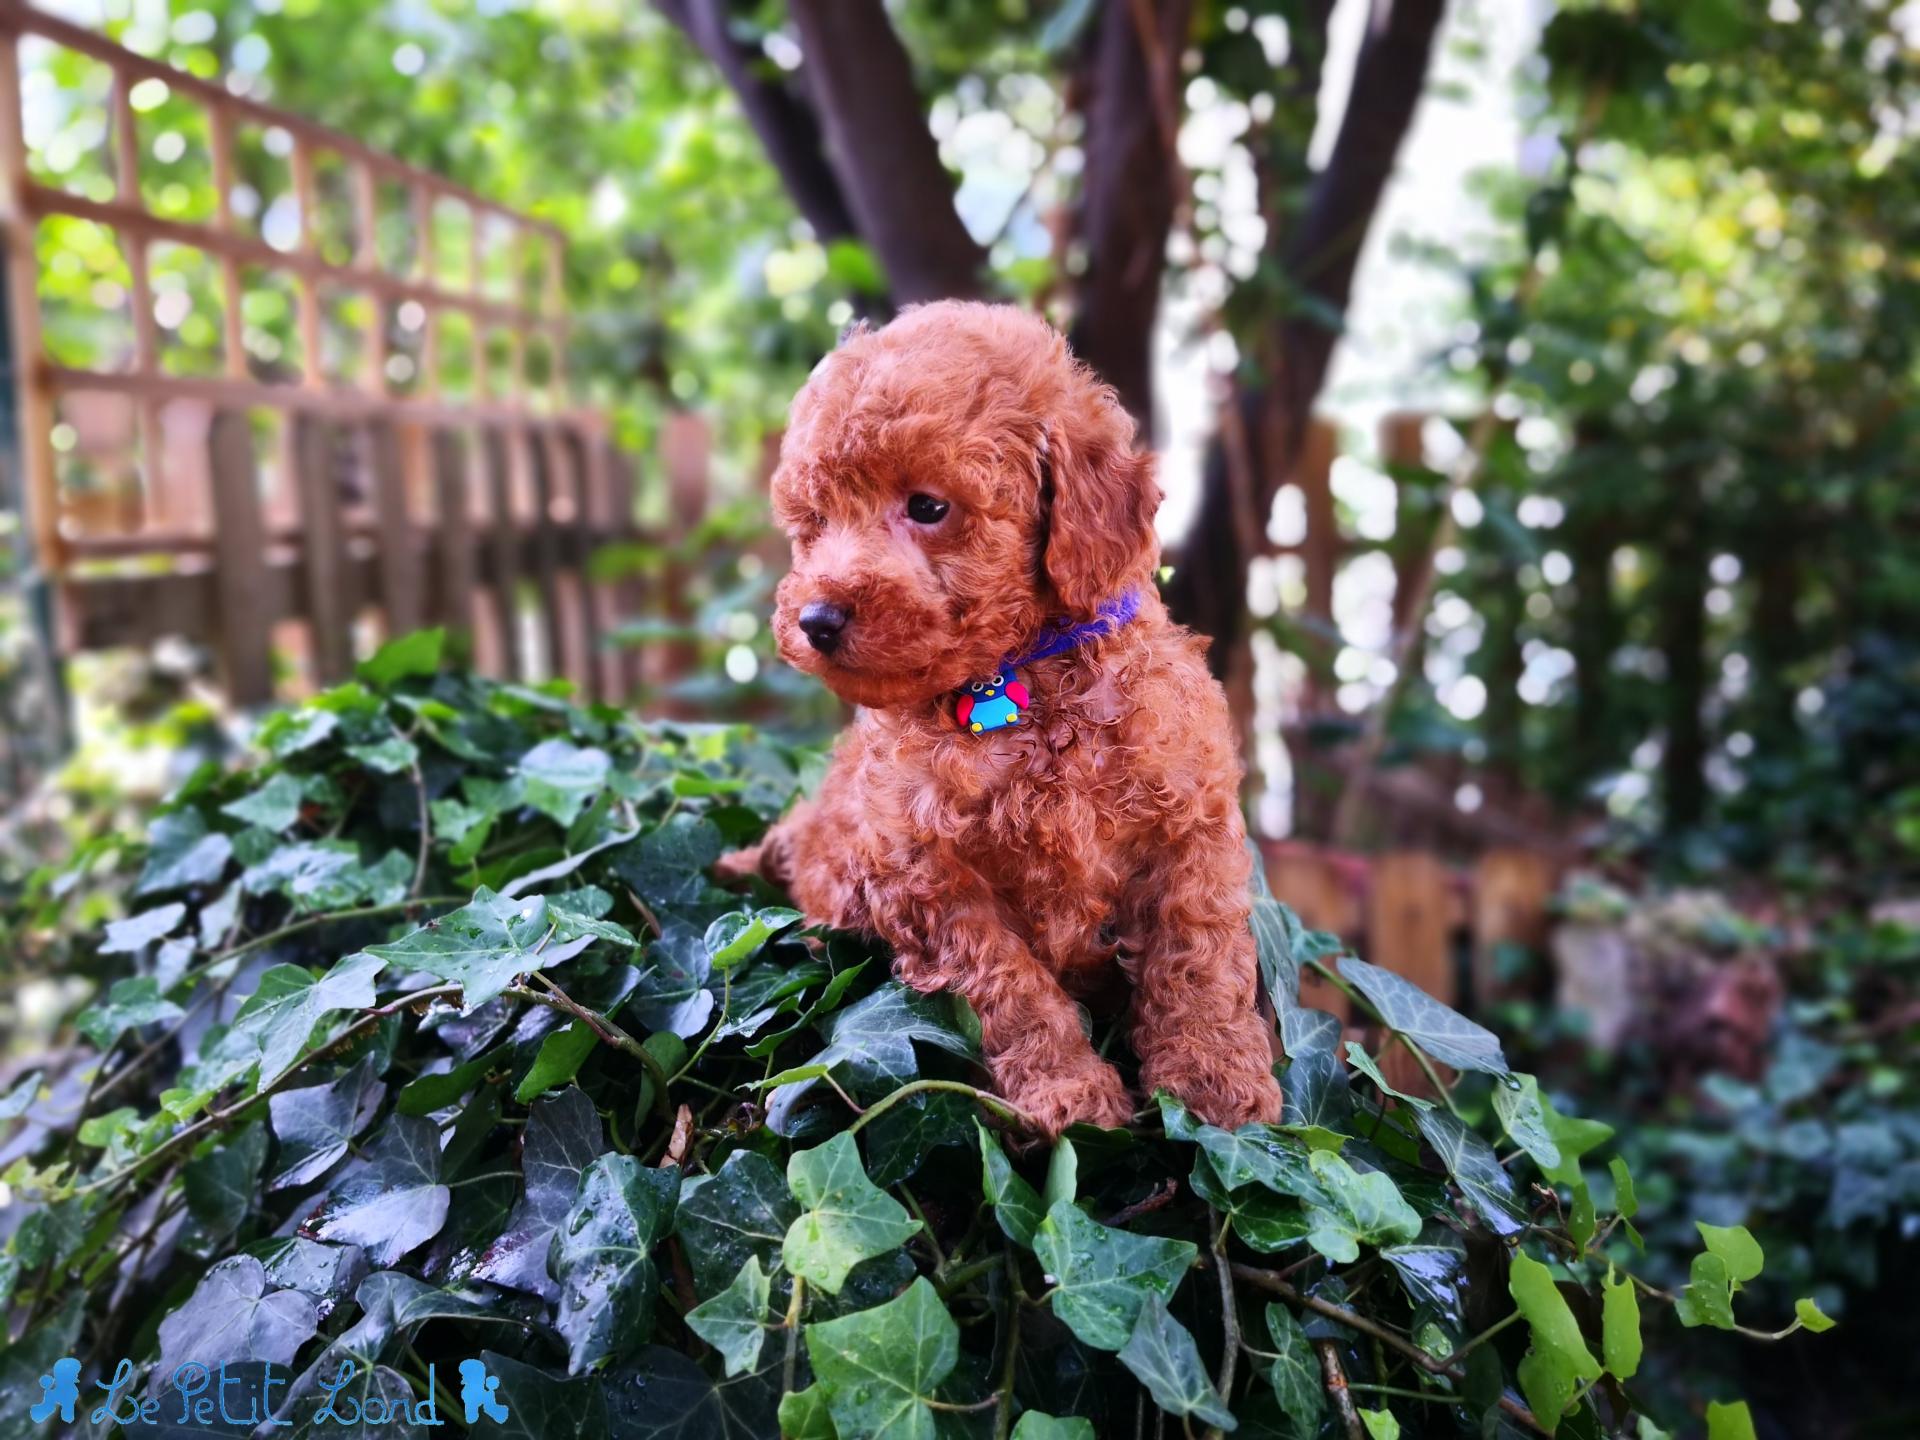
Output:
722 301 1283 1137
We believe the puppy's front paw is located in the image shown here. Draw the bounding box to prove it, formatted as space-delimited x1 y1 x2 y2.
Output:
1141 1049 1283 1131
1007 1061 1135 1139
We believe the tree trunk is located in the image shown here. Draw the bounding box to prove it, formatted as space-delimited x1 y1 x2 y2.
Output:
1068 0 1194 431
788 0 987 304
1166 0 1446 659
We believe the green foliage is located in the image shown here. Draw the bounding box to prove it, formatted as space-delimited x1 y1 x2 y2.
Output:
0 642 1839 1436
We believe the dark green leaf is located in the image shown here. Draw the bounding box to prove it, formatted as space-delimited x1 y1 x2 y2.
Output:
475 1086 604 1299
676 1148 799 1300
310 1115 451 1266
268 1056 385 1190
553 1153 680 1373
1032 1200 1196 1351
1117 1294 1234 1428
686 1255 772 1378
1337 956 1508 1075
137 809 234 896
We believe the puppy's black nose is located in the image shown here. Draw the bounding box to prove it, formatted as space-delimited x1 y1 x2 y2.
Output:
798 601 849 653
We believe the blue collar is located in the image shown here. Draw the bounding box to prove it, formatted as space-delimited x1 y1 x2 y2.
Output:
952 589 1145 734
1009 587 1144 668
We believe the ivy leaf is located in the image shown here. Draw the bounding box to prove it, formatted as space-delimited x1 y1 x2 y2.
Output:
676 1149 799 1299
1161 1094 1323 1201
1794 1297 1836 1333
1300 1150 1422 1262
475 1086 604 1300
1345 1042 1433 1109
1193 1156 1312 1253
805 1276 958 1440
1033 1199 1197 1351
1675 1251 1736 1329
1263 1302 1323 1424
347 735 419 774
515 739 613 826
516 1022 600 1102
1012 1415 1095 1439
0 1071 41 1120
705 907 804 970
778 1385 838 1440
686 1255 772 1378
268 1056 386 1190
602 1344 779 1439
1705 1400 1758 1440
1359 1410 1401 1440
1509 1250 1602 1385
553 1153 680 1373
1601 1269 1641 1379
632 922 716 1038
231 951 384 1089
155 1255 319 1379
1414 1107 1526 1237
479 1350 610 1440
783 1132 921 1294
1609 1157 1638 1218
979 1121 1046 1248
77 976 184 1051
1042 1136 1079 1212
222 773 308 831
1516 1347 1578 1432
767 983 977 1133
1281 1050 1355 1131
1117 1294 1235 1429
243 840 409 912
359 627 444 686
1282 1007 1342 1057
1696 1222 1764 1283
1492 1073 1561 1168
1568 1182 1596 1251
1380 1237 1467 1323
310 1115 451 1267
1536 1094 1613 1187
181 1122 268 1252
611 813 725 907
365 889 573 1013
100 901 187 954
137 809 234 896
1337 956 1508 1075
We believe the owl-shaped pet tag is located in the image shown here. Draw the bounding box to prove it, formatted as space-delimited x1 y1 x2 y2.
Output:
956 671 1028 734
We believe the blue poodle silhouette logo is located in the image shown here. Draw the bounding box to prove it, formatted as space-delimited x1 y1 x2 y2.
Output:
458 1359 510 1425
32 1357 81 1424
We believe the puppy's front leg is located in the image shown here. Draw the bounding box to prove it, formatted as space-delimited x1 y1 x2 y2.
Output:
870 866 1133 1139
1126 822 1285 1130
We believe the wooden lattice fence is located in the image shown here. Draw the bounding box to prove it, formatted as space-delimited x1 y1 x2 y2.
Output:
0 1 641 709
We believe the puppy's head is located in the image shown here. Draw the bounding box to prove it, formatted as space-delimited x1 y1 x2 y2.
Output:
770 302 1161 710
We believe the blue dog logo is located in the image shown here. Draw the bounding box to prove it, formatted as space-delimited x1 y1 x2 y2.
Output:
32 1357 81 1424
458 1359 509 1425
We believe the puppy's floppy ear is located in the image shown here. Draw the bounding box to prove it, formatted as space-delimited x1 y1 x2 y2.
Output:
1040 387 1163 620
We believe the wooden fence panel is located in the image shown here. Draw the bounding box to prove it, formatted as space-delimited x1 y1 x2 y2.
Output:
207 410 273 704
1369 851 1456 1097
370 421 425 638
481 427 524 681
292 415 352 685
431 428 476 641
1471 848 1558 1006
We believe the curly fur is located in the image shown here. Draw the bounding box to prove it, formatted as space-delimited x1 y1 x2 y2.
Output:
721 302 1283 1137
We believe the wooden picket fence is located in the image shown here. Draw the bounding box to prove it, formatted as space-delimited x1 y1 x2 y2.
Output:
0 2 644 707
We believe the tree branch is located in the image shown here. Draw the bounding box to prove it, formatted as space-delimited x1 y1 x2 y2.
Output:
654 0 862 254
788 0 986 304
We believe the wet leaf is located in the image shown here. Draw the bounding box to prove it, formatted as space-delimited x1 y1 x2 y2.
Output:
686 1255 772 1377
155 1255 319 1378
1697 1222 1764 1283
1032 1199 1196 1351
979 1121 1045 1248
268 1056 386 1190
1300 1150 1422 1262
77 976 184 1050
805 1276 958 1440
676 1148 799 1299
705 906 804 969
231 951 385 1089
1263 1302 1322 1423
1602 1269 1641 1378
783 1132 921 1294
137 809 234 896
363 889 558 1013
1414 1107 1527 1237
475 1086 604 1299
1509 1250 1601 1385
552 1153 680 1372
1493 1073 1561 1168
310 1115 450 1266
1338 956 1508 1075
1117 1294 1234 1428
518 739 613 826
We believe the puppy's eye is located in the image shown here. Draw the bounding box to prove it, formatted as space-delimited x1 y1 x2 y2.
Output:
906 494 950 525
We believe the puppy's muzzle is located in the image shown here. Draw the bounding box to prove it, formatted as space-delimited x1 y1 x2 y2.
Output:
798 600 850 654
